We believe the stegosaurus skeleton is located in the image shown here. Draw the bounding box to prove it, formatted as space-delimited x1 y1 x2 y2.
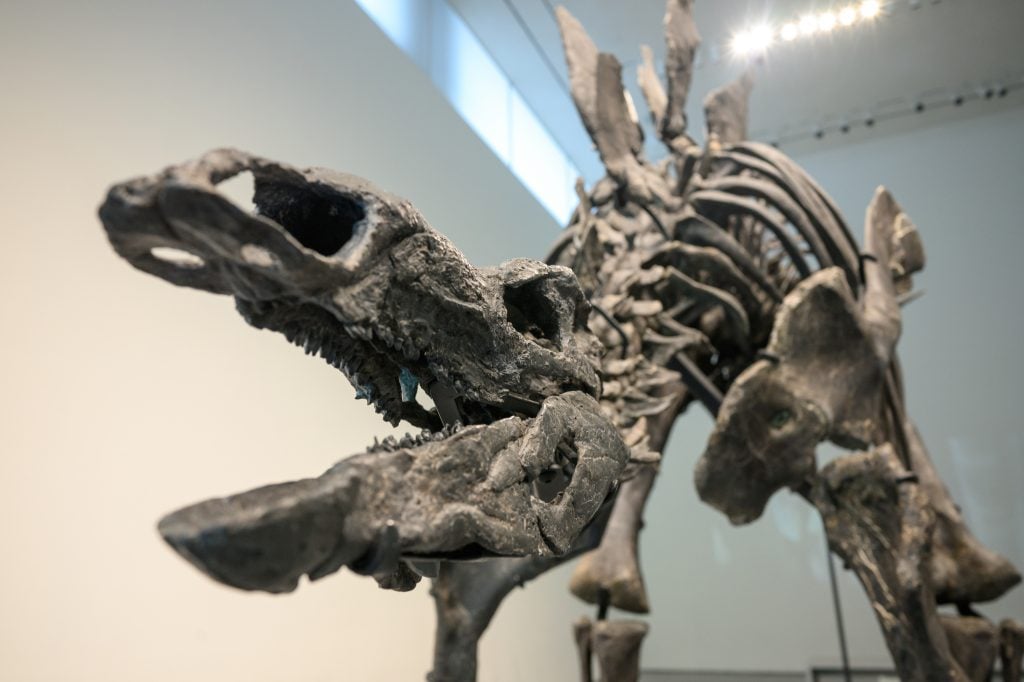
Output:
99 2 1021 680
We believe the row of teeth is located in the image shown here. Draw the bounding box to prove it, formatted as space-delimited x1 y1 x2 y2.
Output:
365 422 465 454
282 325 407 425
345 324 421 363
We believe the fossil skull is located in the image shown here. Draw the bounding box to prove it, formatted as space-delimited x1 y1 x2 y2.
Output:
101 149 600 430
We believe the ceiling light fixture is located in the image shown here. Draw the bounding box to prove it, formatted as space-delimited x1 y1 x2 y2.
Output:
730 30 753 56
731 24 773 56
729 1 886 60
749 25 774 51
860 1 882 19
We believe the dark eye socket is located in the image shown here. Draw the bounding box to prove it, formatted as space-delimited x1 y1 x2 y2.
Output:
769 409 793 429
504 283 561 347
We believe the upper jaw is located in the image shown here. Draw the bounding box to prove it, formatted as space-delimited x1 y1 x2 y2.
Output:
100 148 429 301
101 149 601 434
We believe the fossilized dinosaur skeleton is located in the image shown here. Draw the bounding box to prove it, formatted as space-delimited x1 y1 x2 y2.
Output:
98 1 1019 680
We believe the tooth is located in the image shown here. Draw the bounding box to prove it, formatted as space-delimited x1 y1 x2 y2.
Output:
399 367 419 403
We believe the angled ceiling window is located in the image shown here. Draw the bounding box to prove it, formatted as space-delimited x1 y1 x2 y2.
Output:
355 0 579 223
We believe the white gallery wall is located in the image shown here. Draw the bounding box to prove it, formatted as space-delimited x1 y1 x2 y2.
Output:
1 1 1021 680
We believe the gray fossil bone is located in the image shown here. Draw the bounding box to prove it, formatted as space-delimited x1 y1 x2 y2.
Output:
591 619 649 682
903 418 1020 605
159 391 626 593
812 446 968 681
570 465 656 613
98 1 1020 679
573 617 594 682
703 71 753 147
427 512 611 682
101 149 602 431
662 0 701 144
574 617 649 682
1001 619 1024 682
556 7 671 205
941 615 998 682
637 45 668 134
695 267 884 523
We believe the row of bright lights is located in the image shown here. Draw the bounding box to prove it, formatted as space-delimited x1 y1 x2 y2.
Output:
732 1 882 56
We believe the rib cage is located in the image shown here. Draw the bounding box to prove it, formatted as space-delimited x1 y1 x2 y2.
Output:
546 135 867 418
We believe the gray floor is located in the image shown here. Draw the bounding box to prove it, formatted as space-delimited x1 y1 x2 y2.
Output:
640 670 899 682
641 671 803 682
642 669 1021 682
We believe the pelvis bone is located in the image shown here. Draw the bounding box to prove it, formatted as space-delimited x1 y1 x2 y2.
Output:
695 187 1019 605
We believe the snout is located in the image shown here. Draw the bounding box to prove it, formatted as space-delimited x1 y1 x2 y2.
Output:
158 475 365 593
100 148 428 298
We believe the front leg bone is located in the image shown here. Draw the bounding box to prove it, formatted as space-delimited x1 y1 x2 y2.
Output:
903 419 1020 605
570 465 655 613
426 508 610 682
1001 619 1024 682
811 445 968 681
591 619 649 682
573 617 594 682
941 615 998 682
570 378 688 614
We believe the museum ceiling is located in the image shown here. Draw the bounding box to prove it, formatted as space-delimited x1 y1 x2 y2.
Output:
450 0 1024 178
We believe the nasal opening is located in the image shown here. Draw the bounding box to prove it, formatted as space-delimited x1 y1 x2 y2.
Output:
253 179 366 257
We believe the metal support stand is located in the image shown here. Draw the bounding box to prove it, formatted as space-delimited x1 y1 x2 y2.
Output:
826 538 853 682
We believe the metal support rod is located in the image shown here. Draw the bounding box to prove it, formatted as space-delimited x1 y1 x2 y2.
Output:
596 589 610 621
825 538 853 682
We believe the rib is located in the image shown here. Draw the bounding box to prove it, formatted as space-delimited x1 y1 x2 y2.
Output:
664 266 751 346
700 175 835 271
689 187 810 284
735 142 862 277
675 212 794 293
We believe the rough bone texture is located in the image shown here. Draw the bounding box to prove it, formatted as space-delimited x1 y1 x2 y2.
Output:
704 72 754 146
812 447 968 681
426 514 610 682
574 617 649 682
941 616 998 682
569 466 656 613
158 393 626 594
99 1 1019 680
101 148 601 430
1001 619 1024 681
